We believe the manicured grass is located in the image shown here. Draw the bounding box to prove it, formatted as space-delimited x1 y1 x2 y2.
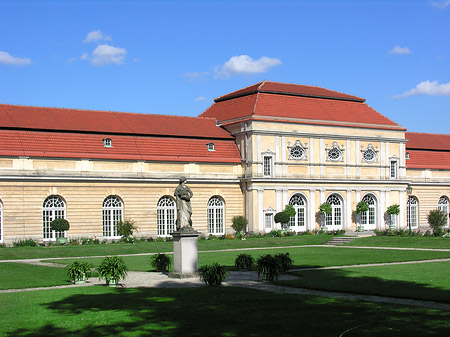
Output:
1 286 449 336
0 235 329 260
281 261 450 303
346 236 450 249
0 263 69 290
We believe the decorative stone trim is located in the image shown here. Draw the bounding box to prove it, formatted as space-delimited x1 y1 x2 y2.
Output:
287 140 308 161
325 142 345 162
361 143 379 163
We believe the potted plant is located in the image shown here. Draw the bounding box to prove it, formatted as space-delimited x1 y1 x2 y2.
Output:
50 218 70 244
274 252 293 273
65 261 93 284
355 201 369 232
199 263 228 286
386 204 400 230
150 253 171 272
256 254 282 282
319 202 332 231
234 253 255 271
231 215 248 239
97 256 128 286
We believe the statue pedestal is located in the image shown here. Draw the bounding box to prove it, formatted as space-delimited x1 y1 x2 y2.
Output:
169 227 200 278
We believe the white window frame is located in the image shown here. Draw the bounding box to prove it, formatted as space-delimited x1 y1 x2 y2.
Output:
325 194 344 230
0 200 3 243
103 138 112 147
157 196 176 237
360 194 377 230
207 143 215 151
208 196 225 235
103 196 123 239
264 207 275 232
288 194 307 232
43 195 66 241
406 196 418 229
438 196 449 228
390 158 399 179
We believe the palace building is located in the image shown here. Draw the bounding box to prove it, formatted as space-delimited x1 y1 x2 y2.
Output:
0 81 449 244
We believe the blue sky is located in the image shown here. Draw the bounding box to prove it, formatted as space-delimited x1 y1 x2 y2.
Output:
1 0 449 134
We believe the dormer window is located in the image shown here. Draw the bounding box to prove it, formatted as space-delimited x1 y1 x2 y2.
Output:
207 143 215 151
103 138 112 147
406 152 410 160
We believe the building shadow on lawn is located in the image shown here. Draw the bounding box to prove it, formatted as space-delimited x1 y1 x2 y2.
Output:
5 285 450 337
282 268 450 304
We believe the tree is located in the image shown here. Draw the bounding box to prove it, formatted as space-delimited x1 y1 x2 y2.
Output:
232 216 247 235
117 219 138 237
274 204 296 229
428 209 447 236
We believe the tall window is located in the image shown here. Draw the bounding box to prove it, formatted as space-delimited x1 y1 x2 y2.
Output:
43 196 66 240
390 160 398 179
264 213 273 231
0 200 3 243
438 196 449 228
263 156 272 177
103 196 123 238
325 194 343 229
157 196 176 237
360 194 377 229
406 196 418 229
208 196 224 235
289 194 307 231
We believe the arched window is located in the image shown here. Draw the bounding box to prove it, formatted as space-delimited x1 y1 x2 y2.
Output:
438 196 449 228
43 196 66 240
360 194 377 230
208 196 225 235
0 200 3 243
325 194 343 230
407 196 418 229
157 196 176 237
289 194 307 231
103 196 123 238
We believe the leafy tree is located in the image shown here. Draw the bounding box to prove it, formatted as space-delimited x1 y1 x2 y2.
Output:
274 211 290 225
232 216 248 234
355 201 369 214
428 209 447 236
117 219 138 237
319 202 332 215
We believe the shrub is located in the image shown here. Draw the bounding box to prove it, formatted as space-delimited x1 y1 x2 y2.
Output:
274 211 290 225
319 202 332 215
267 230 283 237
256 254 282 282
234 253 255 270
50 218 70 232
428 209 447 236
355 201 369 214
120 236 136 244
386 204 400 215
117 219 138 237
274 252 293 273
150 253 171 271
199 263 228 286
13 239 38 247
97 256 128 285
65 261 93 283
231 216 247 234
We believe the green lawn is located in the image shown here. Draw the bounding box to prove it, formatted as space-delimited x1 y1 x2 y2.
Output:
1 286 449 336
281 261 450 303
346 236 450 249
0 263 69 290
0 235 329 260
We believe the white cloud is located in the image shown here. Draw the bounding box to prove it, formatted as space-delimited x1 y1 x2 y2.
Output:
215 55 282 78
80 53 90 60
90 44 127 66
389 45 411 55
432 1 450 9
183 71 209 81
84 30 112 43
394 80 450 98
0 51 31 66
195 96 207 102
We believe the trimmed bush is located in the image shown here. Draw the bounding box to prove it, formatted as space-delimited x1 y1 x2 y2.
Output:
199 263 228 286
50 218 70 232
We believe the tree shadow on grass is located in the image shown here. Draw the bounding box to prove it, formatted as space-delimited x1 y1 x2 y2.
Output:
5 284 450 337
282 267 450 304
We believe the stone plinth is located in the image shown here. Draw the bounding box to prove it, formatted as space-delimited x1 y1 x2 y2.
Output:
169 226 200 278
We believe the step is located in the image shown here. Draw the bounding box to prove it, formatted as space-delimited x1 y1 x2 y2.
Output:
325 237 357 245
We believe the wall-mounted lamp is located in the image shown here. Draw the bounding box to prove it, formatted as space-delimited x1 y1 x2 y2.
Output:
406 183 413 195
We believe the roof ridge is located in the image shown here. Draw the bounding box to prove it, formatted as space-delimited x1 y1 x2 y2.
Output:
407 131 450 136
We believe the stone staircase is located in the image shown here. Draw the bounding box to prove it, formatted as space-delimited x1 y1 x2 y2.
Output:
325 236 357 245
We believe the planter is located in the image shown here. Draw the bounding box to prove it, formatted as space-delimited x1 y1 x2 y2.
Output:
107 278 119 287
56 237 67 245
389 225 396 231
74 273 86 284
357 226 365 232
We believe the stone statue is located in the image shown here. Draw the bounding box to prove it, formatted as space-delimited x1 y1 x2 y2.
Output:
174 176 193 230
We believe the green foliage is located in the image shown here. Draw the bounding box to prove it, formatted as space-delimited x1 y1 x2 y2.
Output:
319 202 332 215
274 252 293 272
284 204 296 218
50 218 70 232
234 253 255 270
199 263 228 286
117 219 138 237
256 254 282 282
65 261 93 283
267 230 283 237
428 209 448 236
386 204 400 215
231 216 248 234
274 211 290 224
97 256 128 284
150 253 171 271
13 239 38 247
355 201 369 214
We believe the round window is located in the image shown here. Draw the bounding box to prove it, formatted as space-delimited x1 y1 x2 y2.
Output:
290 146 304 159
328 148 341 161
363 149 375 162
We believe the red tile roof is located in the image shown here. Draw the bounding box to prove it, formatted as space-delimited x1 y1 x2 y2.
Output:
0 129 242 163
200 81 403 130
406 132 450 151
0 104 233 140
406 150 450 170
